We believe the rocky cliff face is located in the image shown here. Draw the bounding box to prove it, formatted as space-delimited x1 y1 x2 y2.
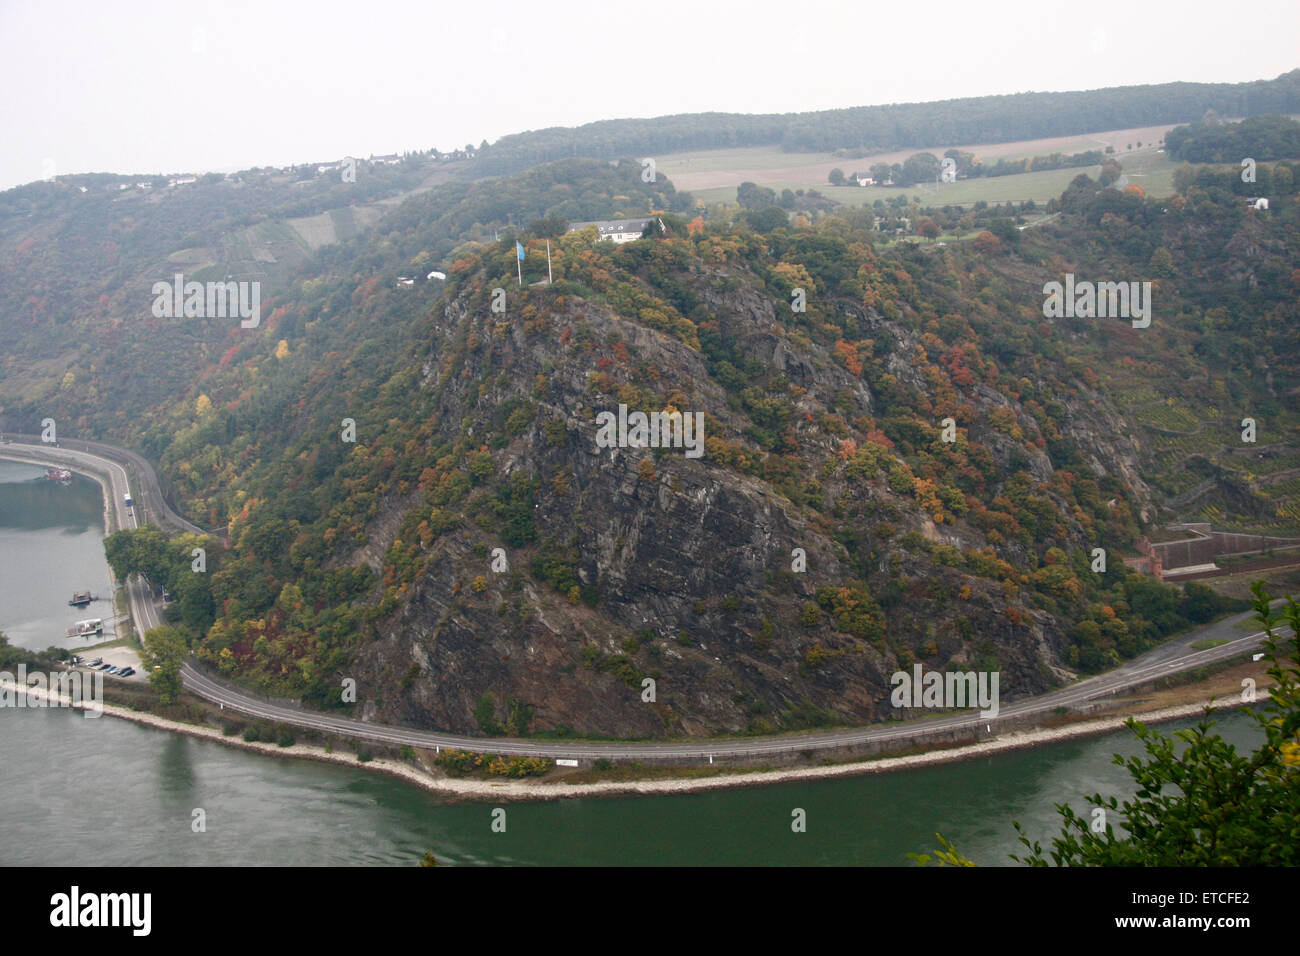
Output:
350 253 1152 739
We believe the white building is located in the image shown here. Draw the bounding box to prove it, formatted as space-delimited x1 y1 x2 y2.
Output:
566 218 653 243
427 270 447 281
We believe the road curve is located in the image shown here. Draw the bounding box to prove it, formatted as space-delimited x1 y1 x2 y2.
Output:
1 433 205 536
2 436 1289 760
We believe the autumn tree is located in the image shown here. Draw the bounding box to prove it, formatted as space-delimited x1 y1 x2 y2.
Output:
141 624 189 704
972 231 1002 256
736 182 776 210
1013 584 1300 865
918 583 1300 866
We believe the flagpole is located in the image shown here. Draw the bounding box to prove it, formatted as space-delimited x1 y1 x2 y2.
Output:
546 240 552 284
517 245 522 287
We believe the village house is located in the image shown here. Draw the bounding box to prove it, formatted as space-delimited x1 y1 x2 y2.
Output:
566 218 653 243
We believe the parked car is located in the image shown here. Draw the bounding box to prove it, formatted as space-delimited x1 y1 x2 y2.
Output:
118 667 135 678
105 667 119 675
88 658 102 667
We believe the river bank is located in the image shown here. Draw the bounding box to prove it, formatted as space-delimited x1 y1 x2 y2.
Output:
2 443 1279 805
0 447 139 667
4 675 1270 803
0 448 119 538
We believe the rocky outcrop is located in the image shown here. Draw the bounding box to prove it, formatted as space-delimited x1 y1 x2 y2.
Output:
350 263 1147 739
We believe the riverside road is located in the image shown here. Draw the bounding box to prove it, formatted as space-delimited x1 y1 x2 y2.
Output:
1 435 1290 761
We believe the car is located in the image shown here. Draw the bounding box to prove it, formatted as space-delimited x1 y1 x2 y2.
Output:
118 667 135 678
99 663 113 671
88 658 102 667
105 666 119 675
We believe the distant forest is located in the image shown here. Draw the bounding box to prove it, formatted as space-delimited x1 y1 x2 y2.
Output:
1165 113 1300 162
475 70 1300 173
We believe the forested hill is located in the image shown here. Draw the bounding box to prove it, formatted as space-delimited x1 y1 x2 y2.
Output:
476 69 1300 173
81 155 1297 738
0 159 687 431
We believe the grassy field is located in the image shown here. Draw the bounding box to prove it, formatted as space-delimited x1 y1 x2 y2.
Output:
667 134 1179 209
687 149 1177 209
657 146 842 176
287 210 341 249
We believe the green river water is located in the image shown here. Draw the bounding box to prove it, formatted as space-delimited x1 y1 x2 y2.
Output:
0 457 1265 866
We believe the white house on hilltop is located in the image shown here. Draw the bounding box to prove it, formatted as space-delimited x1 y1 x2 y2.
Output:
567 218 653 243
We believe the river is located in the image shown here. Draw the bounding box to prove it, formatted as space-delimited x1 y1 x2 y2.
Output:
0 460 117 652
0 456 1266 866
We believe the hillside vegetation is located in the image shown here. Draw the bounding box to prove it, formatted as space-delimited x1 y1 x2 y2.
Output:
477 71 1300 173
5 90 1299 740
76 156 1299 737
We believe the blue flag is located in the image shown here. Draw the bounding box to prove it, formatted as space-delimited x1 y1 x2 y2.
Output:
516 241 525 260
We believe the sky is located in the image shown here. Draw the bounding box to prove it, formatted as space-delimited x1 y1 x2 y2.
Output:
2 0 1297 190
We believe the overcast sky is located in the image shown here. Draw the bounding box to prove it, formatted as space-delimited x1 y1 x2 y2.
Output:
2 0 1297 190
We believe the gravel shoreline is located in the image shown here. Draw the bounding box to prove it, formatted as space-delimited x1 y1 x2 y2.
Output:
4 679 1267 803
2 449 1272 802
